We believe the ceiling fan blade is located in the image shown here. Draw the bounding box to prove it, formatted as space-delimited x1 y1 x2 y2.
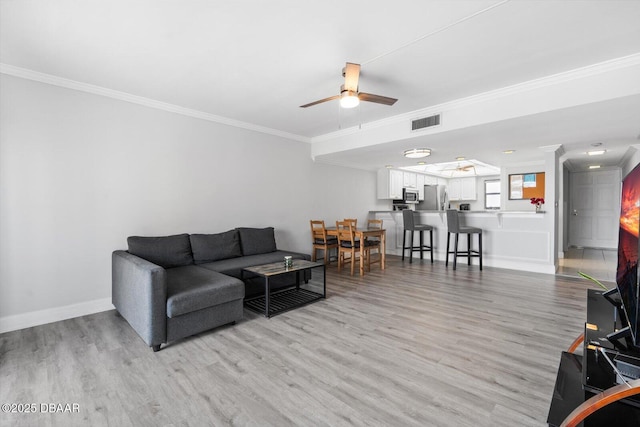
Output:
299 94 340 108
358 92 398 106
343 62 360 92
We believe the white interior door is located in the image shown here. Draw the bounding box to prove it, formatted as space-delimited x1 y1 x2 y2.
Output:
568 169 621 248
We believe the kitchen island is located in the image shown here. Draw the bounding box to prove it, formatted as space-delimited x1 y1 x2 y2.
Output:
371 210 555 274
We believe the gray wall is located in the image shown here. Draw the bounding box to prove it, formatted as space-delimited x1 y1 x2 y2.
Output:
0 74 386 325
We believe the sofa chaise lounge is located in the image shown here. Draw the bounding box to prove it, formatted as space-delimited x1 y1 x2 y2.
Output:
112 227 309 351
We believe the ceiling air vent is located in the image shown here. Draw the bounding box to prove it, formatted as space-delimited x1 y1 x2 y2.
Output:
411 114 441 131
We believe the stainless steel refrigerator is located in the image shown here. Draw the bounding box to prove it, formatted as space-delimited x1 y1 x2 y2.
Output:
418 185 447 210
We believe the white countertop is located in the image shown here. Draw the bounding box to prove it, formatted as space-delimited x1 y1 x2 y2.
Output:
370 210 545 214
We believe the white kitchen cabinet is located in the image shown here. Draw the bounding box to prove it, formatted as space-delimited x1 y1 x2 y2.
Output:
448 177 477 201
416 174 425 200
403 172 417 189
461 178 477 200
377 169 404 199
448 179 462 201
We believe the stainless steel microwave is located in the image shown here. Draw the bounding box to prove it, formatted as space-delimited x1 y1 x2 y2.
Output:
402 188 419 204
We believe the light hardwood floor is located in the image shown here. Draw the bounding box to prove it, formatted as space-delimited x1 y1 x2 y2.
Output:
557 247 618 283
1 257 599 427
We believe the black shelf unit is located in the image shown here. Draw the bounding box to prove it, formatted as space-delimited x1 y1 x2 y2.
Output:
244 287 324 317
547 289 640 426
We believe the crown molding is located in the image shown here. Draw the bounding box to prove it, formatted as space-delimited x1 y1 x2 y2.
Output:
539 144 565 156
311 52 640 143
0 63 310 144
3 52 639 146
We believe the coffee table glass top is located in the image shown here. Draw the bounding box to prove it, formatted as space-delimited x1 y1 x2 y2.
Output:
242 259 322 276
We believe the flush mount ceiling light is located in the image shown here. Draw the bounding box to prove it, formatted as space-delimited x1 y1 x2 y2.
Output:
404 148 431 158
503 150 515 154
589 165 601 169
455 156 466 161
339 90 360 109
587 149 606 156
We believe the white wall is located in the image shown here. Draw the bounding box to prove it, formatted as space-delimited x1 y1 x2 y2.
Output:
310 162 387 227
500 161 550 211
621 145 640 178
500 155 559 269
560 164 570 254
0 75 384 331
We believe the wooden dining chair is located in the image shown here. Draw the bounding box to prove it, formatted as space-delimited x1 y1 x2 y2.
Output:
344 218 358 229
365 219 383 270
344 218 359 243
310 220 338 265
336 220 368 275
367 219 383 231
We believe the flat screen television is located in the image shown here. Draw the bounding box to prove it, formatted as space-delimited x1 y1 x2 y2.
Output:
615 162 640 349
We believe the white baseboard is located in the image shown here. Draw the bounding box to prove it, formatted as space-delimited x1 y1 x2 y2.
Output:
0 297 114 334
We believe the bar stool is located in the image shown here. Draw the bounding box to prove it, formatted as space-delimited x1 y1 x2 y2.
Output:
402 210 433 263
445 209 482 270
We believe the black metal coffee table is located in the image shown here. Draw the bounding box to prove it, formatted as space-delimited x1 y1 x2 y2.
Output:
242 260 326 318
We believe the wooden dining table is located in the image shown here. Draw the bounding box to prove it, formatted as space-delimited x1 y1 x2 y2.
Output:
326 227 386 276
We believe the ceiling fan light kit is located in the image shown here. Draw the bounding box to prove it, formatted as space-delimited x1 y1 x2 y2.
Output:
340 90 360 108
404 148 431 158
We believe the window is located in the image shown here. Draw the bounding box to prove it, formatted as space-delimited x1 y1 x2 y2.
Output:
485 180 501 209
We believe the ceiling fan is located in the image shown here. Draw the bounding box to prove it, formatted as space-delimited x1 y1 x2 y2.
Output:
300 62 398 109
440 162 477 176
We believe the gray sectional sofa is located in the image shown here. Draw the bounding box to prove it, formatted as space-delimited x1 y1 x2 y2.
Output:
112 227 310 351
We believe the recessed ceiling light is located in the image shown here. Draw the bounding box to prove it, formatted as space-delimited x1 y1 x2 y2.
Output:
455 156 466 161
417 161 426 165
403 148 431 158
589 165 601 169
503 150 515 154
385 165 393 169
587 149 606 156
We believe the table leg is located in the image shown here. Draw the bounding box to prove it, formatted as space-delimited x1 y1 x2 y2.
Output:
381 230 386 270
359 238 365 276
265 276 270 318
322 264 326 298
